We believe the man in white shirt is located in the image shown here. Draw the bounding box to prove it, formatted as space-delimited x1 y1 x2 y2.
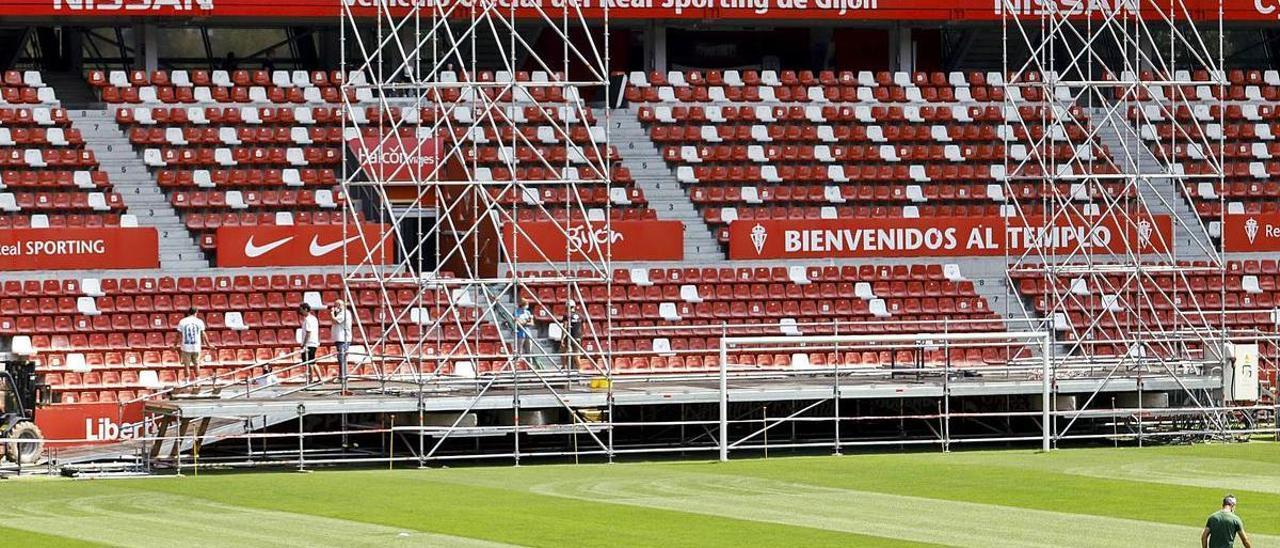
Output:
297 303 321 383
176 307 212 387
329 299 353 391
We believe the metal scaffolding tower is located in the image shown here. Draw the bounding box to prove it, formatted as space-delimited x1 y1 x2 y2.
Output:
339 1 615 462
1001 0 1232 442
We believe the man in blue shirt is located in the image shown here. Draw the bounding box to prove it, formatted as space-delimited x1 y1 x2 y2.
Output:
514 297 533 355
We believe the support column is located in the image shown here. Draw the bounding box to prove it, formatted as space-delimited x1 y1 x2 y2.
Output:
65 28 84 72
134 24 158 73
317 29 341 70
652 25 667 74
893 27 914 73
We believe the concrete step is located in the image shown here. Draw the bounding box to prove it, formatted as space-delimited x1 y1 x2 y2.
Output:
160 252 208 261
1090 108 1215 260
67 107 211 271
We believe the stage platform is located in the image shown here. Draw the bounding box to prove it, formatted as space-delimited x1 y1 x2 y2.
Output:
34 369 1226 471
145 371 1223 420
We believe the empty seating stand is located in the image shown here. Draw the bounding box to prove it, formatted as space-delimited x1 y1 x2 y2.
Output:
1011 259 1280 390
91 69 356 105
115 104 352 254
521 263 1013 374
0 97 127 228
1125 68 1280 237
625 69 1119 249
450 104 648 221
104 66 657 251
0 272 498 405
0 70 58 104
90 69 586 105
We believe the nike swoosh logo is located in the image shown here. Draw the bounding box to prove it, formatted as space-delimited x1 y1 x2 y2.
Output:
244 235 293 258
309 234 361 257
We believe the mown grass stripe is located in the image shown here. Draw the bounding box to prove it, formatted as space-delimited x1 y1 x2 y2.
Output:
659 447 1280 535
0 490 512 548
0 524 107 548
2 443 1276 547
42 473 924 548
440 467 1280 548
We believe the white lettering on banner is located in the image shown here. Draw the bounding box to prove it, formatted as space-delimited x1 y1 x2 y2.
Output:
356 148 436 167
1257 0 1278 16
660 0 712 15
342 0 548 8
765 224 1139 255
994 0 1138 16
565 225 624 254
1250 220 1280 243
782 227 959 253
0 228 157 271
20 239 107 256
1225 215 1280 252
84 415 157 442
343 0 420 6
1005 224 1114 250
813 0 876 14
54 0 212 11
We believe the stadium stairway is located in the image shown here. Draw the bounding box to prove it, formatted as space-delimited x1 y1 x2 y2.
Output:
612 111 723 261
1092 108 1214 260
963 262 1040 329
42 71 99 108
491 288 562 371
69 108 210 270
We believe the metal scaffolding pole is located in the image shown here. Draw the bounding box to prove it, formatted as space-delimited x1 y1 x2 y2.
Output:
339 0 613 463
1001 0 1229 439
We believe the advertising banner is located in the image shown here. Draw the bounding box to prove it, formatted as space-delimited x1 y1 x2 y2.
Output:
728 215 1173 259
215 224 395 267
34 401 154 446
1223 214 1280 252
346 134 440 182
503 219 684 261
0 227 159 271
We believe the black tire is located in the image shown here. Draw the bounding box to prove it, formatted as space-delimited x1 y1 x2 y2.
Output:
5 421 43 464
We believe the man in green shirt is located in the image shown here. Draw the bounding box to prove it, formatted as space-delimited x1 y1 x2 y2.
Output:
1202 495 1252 548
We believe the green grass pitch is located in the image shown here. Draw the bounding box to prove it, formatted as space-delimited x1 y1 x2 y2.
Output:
3 443 1279 547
